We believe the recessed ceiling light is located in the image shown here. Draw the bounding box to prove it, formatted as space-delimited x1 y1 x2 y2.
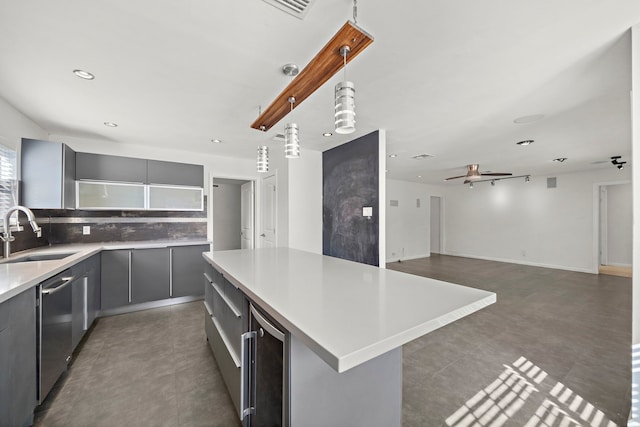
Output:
412 154 433 160
552 157 567 162
103 122 118 127
211 139 222 143
385 169 389 173
516 139 534 146
73 69 95 80
417 175 422 178
322 132 333 137
513 114 544 124
388 154 397 158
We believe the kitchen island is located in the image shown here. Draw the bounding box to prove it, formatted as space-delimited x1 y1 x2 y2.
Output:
203 248 496 427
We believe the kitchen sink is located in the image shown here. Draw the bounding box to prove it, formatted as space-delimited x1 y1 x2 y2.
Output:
0 252 78 264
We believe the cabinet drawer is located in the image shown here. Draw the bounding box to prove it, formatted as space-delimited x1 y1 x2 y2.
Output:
205 312 241 416
204 274 215 316
221 300 243 359
224 279 244 316
0 299 8 333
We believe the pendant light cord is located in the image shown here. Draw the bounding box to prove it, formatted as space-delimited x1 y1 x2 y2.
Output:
353 0 358 24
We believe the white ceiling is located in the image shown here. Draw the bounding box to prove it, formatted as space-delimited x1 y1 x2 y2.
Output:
0 0 638 184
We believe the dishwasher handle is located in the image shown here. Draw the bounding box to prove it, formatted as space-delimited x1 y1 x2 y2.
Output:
41 277 74 295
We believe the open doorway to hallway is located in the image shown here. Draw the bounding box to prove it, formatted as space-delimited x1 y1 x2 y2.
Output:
598 182 632 277
211 178 255 251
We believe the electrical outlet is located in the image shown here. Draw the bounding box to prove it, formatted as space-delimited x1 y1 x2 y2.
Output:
82 226 90 235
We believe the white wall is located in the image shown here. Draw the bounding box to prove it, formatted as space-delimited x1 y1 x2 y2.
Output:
385 180 444 263
288 149 322 254
605 183 632 266
386 180 431 262
630 23 640 427
442 168 631 273
0 96 47 151
211 182 241 251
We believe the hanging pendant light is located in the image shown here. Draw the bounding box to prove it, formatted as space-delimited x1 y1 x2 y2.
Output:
335 46 356 134
257 146 269 173
284 96 300 158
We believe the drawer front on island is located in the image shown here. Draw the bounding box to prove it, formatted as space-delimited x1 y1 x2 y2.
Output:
203 264 247 418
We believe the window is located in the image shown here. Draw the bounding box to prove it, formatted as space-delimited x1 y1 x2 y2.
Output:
0 143 17 230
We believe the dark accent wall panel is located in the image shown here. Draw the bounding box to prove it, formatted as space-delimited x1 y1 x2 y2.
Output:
323 131 379 266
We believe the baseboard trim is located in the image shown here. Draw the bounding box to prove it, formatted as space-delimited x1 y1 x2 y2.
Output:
386 253 431 263
440 251 594 274
99 295 203 317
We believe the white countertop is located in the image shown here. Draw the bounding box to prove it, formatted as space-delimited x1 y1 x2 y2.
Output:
0 240 210 304
204 248 496 373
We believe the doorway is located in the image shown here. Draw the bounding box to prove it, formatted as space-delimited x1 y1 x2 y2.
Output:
211 178 255 251
260 173 277 248
430 196 442 254
597 182 632 277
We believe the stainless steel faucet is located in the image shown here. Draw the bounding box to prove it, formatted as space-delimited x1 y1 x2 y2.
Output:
1 206 42 258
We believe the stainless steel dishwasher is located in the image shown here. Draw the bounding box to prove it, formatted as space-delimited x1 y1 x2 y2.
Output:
37 269 74 403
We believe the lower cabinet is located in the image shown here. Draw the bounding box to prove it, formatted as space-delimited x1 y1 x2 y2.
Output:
131 248 170 304
171 245 209 298
101 245 208 312
71 254 101 350
101 250 131 310
0 288 37 427
204 263 247 417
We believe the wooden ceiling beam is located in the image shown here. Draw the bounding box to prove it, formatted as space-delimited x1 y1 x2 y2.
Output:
250 20 373 132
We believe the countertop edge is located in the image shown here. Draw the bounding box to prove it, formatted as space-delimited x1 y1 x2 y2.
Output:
202 250 497 373
0 240 211 304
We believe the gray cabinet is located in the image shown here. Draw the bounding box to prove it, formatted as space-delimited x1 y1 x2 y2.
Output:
86 255 101 327
71 276 85 350
76 152 147 183
147 159 204 187
171 245 209 298
204 264 247 417
101 250 131 310
20 138 76 209
131 248 170 304
0 288 37 427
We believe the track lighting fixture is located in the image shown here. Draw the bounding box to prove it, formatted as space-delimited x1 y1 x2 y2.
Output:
525 176 530 183
491 180 495 186
469 182 474 189
611 156 626 170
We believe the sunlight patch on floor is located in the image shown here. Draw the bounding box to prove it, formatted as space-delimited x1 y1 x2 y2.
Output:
446 356 618 427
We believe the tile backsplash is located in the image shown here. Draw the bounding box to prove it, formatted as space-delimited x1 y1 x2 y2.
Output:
0 197 207 258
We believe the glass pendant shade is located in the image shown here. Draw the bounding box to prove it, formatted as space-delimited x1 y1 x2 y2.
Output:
284 123 300 158
257 146 269 173
334 80 356 134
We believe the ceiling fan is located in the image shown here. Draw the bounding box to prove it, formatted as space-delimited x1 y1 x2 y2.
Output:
445 164 512 184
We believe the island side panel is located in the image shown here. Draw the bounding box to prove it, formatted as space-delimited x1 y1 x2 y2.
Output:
289 334 402 427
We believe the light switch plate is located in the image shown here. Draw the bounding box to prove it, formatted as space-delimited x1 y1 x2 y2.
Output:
362 206 373 217
82 226 90 235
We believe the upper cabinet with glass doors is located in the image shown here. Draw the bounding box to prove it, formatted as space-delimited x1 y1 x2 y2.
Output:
75 152 203 211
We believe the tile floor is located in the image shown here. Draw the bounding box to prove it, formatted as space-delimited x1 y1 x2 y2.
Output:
34 254 631 426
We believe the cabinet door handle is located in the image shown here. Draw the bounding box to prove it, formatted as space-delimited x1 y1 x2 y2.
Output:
169 248 173 297
41 277 74 295
128 251 132 303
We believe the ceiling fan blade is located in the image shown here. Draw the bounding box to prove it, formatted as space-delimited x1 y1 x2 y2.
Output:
480 172 512 176
444 175 468 181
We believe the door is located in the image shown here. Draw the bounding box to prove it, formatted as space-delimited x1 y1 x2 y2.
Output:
131 248 171 304
241 182 255 249
261 174 277 248
430 196 441 254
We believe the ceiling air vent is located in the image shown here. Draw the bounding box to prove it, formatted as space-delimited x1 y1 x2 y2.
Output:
262 0 316 19
412 154 433 160
272 133 285 142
